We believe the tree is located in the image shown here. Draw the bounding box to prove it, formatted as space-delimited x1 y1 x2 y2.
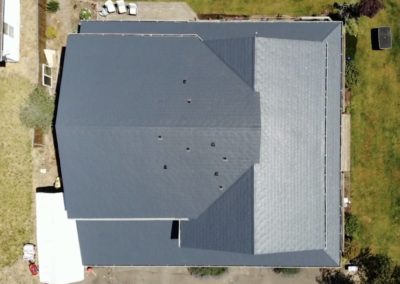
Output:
20 86 55 131
187 267 227 277
355 249 393 284
357 0 384 18
391 265 400 284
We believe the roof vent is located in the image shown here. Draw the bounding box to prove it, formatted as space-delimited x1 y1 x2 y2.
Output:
187 99 192 104
222 157 228 161
186 147 191 152
211 142 215 147
183 79 187 84
219 185 224 191
158 135 163 141
163 165 168 170
214 171 219 176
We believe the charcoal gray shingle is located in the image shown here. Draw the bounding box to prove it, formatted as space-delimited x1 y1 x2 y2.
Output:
56 34 260 218
56 21 343 266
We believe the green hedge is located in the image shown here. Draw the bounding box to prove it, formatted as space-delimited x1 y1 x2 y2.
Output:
47 0 60 13
187 267 227 277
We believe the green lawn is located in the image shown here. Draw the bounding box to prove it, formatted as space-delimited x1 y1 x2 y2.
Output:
138 0 334 16
175 0 332 16
350 0 400 262
0 74 35 267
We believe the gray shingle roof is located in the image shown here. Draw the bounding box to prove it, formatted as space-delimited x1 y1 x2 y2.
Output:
56 34 260 218
181 167 254 254
77 220 339 266
57 20 343 266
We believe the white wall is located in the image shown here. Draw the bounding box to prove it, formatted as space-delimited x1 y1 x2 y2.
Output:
2 0 20 62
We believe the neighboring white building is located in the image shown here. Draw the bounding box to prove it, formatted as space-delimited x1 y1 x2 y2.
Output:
0 0 20 62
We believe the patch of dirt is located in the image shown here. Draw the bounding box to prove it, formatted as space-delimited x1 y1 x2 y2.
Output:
32 132 59 189
46 0 98 50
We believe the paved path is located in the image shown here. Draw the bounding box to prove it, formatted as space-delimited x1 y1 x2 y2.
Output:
80 267 319 284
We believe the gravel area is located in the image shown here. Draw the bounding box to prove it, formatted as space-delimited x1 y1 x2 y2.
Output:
80 267 320 284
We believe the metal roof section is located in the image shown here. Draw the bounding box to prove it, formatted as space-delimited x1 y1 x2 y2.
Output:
322 23 342 265
253 23 341 264
181 167 254 254
56 33 260 218
253 38 326 254
76 220 339 266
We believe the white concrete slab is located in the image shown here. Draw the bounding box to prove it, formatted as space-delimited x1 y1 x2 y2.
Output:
36 192 84 284
341 114 350 172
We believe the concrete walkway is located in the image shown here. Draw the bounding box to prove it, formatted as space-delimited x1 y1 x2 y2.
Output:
80 267 319 284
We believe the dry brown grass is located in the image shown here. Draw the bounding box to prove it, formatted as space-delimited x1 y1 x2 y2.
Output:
0 74 35 267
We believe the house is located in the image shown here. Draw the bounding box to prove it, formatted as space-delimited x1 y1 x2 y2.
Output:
0 0 20 62
40 21 343 278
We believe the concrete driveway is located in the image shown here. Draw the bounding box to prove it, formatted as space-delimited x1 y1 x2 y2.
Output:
99 1 197 21
80 267 319 284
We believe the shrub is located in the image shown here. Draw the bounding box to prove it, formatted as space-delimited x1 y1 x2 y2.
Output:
343 238 361 261
273 268 300 276
187 267 227 277
332 2 359 21
79 8 92 20
345 61 360 89
45 26 58 39
317 269 355 284
357 0 384 18
20 86 55 131
47 0 60 13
